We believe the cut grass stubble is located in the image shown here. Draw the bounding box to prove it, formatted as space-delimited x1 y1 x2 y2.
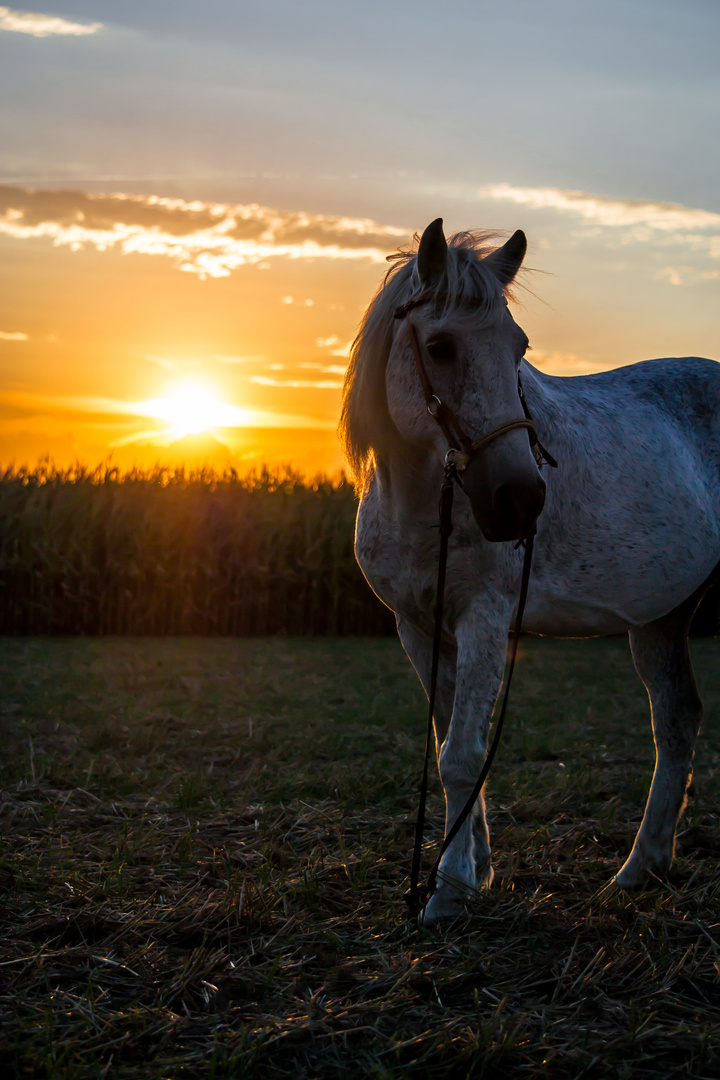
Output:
2 636 720 1078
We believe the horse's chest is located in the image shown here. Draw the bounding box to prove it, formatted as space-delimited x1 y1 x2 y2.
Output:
355 505 438 627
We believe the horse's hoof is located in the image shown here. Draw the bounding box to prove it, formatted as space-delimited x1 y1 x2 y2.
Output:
418 888 469 928
616 845 672 888
476 862 494 889
615 860 662 887
614 865 645 888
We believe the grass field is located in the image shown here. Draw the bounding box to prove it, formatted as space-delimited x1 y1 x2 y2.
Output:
2 636 720 1078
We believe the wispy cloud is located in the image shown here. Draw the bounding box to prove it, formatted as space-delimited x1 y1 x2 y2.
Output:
300 362 347 375
0 329 27 340
528 349 613 375
250 375 344 389
480 183 720 261
144 354 178 371
0 6 101 37
653 265 720 286
316 334 352 357
480 183 720 232
0 389 336 430
0 185 407 278
214 354 264 365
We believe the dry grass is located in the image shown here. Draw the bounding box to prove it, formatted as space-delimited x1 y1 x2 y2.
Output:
2 636 720 1078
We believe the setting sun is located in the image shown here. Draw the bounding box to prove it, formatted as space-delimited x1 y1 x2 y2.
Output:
150 383 228 436
135 381 256 440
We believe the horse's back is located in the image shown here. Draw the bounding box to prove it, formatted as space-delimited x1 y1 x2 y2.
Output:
535 356 720 444
530 356 720 482
526 357 720 633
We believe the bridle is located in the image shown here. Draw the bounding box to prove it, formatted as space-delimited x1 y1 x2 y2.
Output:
392 290 557 920
394 288 556 474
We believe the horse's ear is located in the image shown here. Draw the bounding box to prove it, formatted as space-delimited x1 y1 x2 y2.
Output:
417 218 447 285
484 230 527 285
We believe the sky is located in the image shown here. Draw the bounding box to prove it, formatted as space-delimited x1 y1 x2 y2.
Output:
1 0 719 475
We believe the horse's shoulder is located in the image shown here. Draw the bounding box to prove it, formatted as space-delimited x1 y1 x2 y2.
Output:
355 484 397 565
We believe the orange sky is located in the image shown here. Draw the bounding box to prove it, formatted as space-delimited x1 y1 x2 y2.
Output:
0 186 398 474
1 181 719 477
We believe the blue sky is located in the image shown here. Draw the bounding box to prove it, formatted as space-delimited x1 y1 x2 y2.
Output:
3 0 719 210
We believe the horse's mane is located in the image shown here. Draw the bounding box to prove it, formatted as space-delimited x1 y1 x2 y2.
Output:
339 230 512 493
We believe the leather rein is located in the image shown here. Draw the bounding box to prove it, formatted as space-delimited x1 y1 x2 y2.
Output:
392 291 557 918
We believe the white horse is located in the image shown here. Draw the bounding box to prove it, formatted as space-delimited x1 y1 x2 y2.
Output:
340 218 720 925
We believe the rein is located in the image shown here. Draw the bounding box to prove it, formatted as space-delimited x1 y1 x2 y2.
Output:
392 297 557 919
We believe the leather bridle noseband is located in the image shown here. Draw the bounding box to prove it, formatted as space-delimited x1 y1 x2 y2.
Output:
392 290 557 920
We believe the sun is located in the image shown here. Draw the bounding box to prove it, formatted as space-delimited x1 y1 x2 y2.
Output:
135 380 255 440
157 384 225 436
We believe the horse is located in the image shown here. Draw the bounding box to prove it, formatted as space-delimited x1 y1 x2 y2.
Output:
339 217 720 925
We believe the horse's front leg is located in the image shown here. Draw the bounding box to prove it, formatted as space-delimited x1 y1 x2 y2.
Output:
421 608 509 926
396 615 457 754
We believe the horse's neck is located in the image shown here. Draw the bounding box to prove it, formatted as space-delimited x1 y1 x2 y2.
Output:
375 448 443 533
519 359 550 409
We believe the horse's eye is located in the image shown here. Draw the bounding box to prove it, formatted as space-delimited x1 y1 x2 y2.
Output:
425 332 457 364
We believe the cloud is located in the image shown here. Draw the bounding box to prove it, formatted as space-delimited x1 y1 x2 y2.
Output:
480 183 720 259
214 354 264 365
0 185 408 278
0 329 27 340
480 183 720 232
316 334 352 358
250 375 344 389
144 354 178 371
653 265 720 287
0 389 336 430
145 352 264 369
528 349 612 375
0 390 152 419
300 362 347 375
0 6 101 36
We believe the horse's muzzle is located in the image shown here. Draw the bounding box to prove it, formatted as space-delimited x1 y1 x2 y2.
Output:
463 466 546 543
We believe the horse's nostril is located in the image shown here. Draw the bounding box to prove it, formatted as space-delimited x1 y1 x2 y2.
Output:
492 476 546 529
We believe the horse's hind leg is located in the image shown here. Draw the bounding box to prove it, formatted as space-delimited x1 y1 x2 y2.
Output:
615 600 703 887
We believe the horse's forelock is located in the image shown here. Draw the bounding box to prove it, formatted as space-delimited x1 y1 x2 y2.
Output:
339 231 513 493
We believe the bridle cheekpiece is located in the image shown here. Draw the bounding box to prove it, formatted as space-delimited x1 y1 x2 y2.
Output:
392 292 557 474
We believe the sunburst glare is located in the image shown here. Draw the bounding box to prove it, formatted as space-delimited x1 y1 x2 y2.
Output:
136 381 255 440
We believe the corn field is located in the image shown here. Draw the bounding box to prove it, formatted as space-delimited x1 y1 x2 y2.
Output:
0 464 396 635
0 462 717 637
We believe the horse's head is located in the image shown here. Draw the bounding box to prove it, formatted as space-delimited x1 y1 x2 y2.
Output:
385 218 546 542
